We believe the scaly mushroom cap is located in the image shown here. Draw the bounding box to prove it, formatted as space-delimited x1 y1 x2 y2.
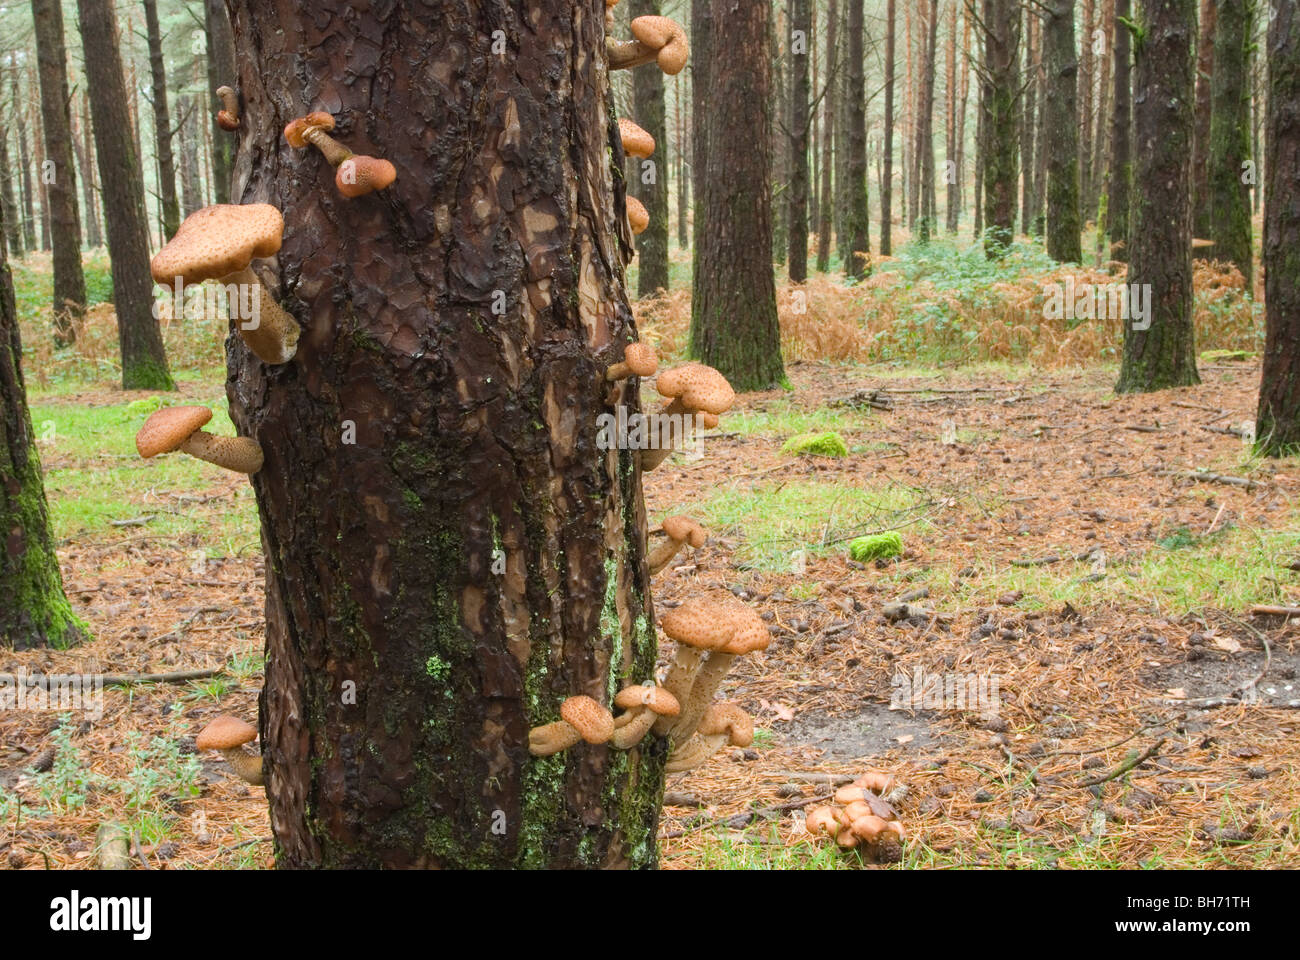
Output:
150 204 285 286
661 515 706 548
195 715 257 751
559 695 615 744
335 155 397 198
627 195 650 234
630 15 690 74
718 607 772 656
136 406 212 458
283 111 335 148
618 118 656 159
660 598 742 652
619 342 658 378
182 432 265 475
614 684 680 716
656 363 736 416
697 702 753 747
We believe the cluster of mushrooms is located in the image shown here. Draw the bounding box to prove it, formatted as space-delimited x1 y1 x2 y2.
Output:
804 773 907 860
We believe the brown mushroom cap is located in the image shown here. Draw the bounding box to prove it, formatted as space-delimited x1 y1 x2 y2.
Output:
621 342 658 377
661 515 706 548
853 770 895 794
806 806 840 838
618 118 656 159
559 695 615 743
150 204 285 286
335 156 397 198
217 110 240 132
614 684 680 716
660 598 741 651
850 813 893 842
697 702 753 747
718 608 772 655
656 363 736 415
630 15 690 75
136 406 212 458
195 715 257 751
283 111 336 148
627 195 650 234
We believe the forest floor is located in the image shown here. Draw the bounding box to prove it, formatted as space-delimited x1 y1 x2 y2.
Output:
2 247 1296 870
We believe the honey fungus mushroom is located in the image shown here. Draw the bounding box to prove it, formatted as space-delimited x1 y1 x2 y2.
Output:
664 703 752 772
670 604 770 742
136 405 264 474
195 715 263 786
609 684 680 749
150 203 299 365
650 598 738 737
215 85 240 131
618 118 656 159
528 695 616 756
335 155 397 198
640 363 735 471
607 15 690 75
626 196 650 235
283 111 352 166
606 341 658 382
647 515 706 575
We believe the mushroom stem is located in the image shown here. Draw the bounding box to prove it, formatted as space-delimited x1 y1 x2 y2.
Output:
179 430 264 475
528 721 582 756
302 125 354 167
639 401 705 472
665 733 728 773
216 86 239 116
647 536 687 575
219 748 264 786
651 646 707 736
609 709 657 749
606 36 659 70
669 652 736 744
218 265 300 364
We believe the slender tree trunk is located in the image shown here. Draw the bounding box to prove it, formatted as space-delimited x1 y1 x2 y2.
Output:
692 0 785 388
0 109 24 258
1116 0 1200 393
1257 0 1300 455
844 0 872 277
33 85 51 253
77 0 175 391
227 0 663 868
914 0 939 240
1044 0 1082 262
1091 0 1114 219
1206 0 1254 287
179 97 203 219
974 57 985 237
835 1 853 266
982 0 1019 256
1190 0 1217 234
1108 0 1132 257
628 0 670 295
957 1 971 233
1020 8 1037 235
143 0 180 242
204 0 237 205
818 0 841 268
675 79 689 250
788 0 811 281
14 74 38 256
0 197 85 651
32 0 87 346
881 0 896 254
1079 0 1096 213
772 5 789 267
945 1 959 233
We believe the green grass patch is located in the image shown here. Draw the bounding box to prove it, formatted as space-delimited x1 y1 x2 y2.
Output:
782 431 849 457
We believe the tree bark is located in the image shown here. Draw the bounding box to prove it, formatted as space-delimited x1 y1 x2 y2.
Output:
223 0 667 868
71 91 104 250
1256 0 1300 455
772 5 789 268
843 0 871 277
0 106 24 258
692 0 785 388
143 0 180 242
881 0 896 255
1190 0 1217 235
818 0 841 268
1116 0 1200 393
1079 0 1096 212
204 0 237 205
0 197 85 650
179 97 203 219
788 0 812 281
946 0 961 233
915 0 939 240
1108 0 1132 257
1020 6 1037 235
674 78 688 250
1044 0 1082 262
32 0 87 346
628 0 670 296
77 0 175 391
1206 0 1254 287
14 74 38 255
982 0 1020 256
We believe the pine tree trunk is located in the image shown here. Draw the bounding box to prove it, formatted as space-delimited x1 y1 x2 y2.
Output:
204 0 237 205
818 0 841 268
788 0 811 281
945 2 959 234
143 0 180 242
34 86 51 253
675 80 689 250
0 106 24 258
1256 0 1300 455
32 0 87 346
1108 0 1132 257
1190 0 1217 235
692 0 785 388
1206 0 1254 287
0 198 85 651
1116 0 1200 393
77 0 175 391
1091 0 1114 221
772 5 789 268
226 0 665 868
1020 8 1037 235
915 0 939 240
1044 0 1082 262
179 98 203 219
844 0 872 277
881 0 896 254
982 0 1020 256
1079 0 1096 213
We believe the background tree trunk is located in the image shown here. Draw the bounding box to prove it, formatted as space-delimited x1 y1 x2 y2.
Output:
981 0 1019 256
1256 0 1300 455
0 198 85 651
772 5 789 268
818 0 840 269
1020 7 1037 235
692 0 785 388
77 91 104 249
788 0 811 281
843 0 871 278
1079 0 1096 213
179 98 203 219
1116 0 1200 393
227 0 664 869
32 0 87 346
143 0 180 242
1108 0 1132 258
1190 0 1217 235
0 105 25 258
204 0 237 205
1044 0 1082 262
628 0 670 296
915 0 939 240
77 0 175 391
14 75 38 255
1206 0 1254 287
881 0 895 254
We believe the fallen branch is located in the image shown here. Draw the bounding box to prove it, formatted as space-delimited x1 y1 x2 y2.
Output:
1158 470 1264 490
1072 738 1166 788
0 666 228 688
1251 605 1300 617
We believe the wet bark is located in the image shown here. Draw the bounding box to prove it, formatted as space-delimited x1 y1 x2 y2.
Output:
1206 0 1254 288
143 0 180 242
1256 0 1300 455
226 0 663 869
77 0 175 391
1108 0 1132 257
1044 0 1082 262
629 0 670 296
1116 0 1200 393
982 0 1020 256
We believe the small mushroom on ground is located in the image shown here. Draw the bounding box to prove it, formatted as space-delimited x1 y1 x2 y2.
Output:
150 203 298 364
609 684 680 749
651 598 738 736
805 806 840 839
670 605 770 742
647 515 706 575
284 111 352 167
136 405 264 474
528 695 616 756
335 155 397 198
640 363 735 470
618 118 656 158
215 86 240 131
606 341 658 382
195 715 263 786
626 195 650 235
